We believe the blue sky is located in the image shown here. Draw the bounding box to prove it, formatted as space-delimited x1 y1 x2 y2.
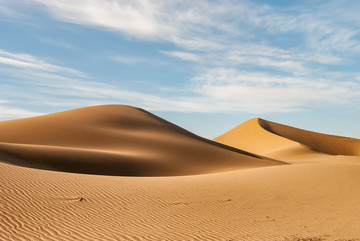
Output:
1 0 360 139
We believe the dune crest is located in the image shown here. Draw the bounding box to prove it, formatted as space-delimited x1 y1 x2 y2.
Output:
214 118 360 163
0 105 281 176
258 118 360 156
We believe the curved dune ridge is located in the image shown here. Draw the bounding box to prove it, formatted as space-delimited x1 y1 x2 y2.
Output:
214 117 360 163
258 118 360 156
0 105 281 176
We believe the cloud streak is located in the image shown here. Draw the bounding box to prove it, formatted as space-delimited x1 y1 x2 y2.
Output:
0 49 85 77
160 51 200 62
191 68 360 113
0 100 43 119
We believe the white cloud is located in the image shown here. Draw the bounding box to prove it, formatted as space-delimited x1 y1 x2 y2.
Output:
1 1 360 116
0 49 210 115
190 68 360 113
0 5 17 17
11 70 209 113
37 37 77 50
28 0 360 54
1 47 360 118
226 50 306 74
111 56 142 64
22 0 360 68
260 3 360 55
0 104 43 119
0 49 85 77
31 0 261 50
160 51 200 62
34 0 170 39
0 0 24 18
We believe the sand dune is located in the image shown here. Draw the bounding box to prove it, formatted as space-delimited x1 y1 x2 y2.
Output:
214 117 360 163
0 105 281 176
1 106 360 240
258 118 360 156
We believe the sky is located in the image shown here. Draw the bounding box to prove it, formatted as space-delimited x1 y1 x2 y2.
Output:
0 0 360 139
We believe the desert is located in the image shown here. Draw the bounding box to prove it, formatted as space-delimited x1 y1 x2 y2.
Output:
1 105 360 240
2 1 360 240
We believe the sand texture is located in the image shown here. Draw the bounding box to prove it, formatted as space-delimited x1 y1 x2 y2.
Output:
1 105 360 240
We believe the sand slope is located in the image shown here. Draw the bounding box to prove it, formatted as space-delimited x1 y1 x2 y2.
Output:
0 105 281 176
214 118 360 163
1 162 360 240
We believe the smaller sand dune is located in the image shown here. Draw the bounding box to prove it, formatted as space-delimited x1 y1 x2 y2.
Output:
0 105 282 176
258 118 360 156
214 118 360 163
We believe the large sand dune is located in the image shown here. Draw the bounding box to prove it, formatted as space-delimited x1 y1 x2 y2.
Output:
1 105 360 240
0 105 280 176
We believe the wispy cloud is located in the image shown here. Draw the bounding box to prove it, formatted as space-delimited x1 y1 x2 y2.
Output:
0 49 211 116
190 68 360 113
111 56 143 65
1 1 360 116
30 0 359 67
160 51 200 62
1 47 360 120
28 0 360 54
0 49 85 77
37 37 77 50
0 0 24 18
34 0 169 39
30 0 264 51
0 102 43 119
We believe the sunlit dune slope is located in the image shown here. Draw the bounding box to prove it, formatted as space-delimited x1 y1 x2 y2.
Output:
0 105 281 176
214 118 360 162
1 162 360 240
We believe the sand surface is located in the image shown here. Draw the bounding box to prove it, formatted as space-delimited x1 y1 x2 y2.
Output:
1 105 360 240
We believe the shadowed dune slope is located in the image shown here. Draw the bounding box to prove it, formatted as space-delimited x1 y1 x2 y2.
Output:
214 118 360 163
0 105 282 176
